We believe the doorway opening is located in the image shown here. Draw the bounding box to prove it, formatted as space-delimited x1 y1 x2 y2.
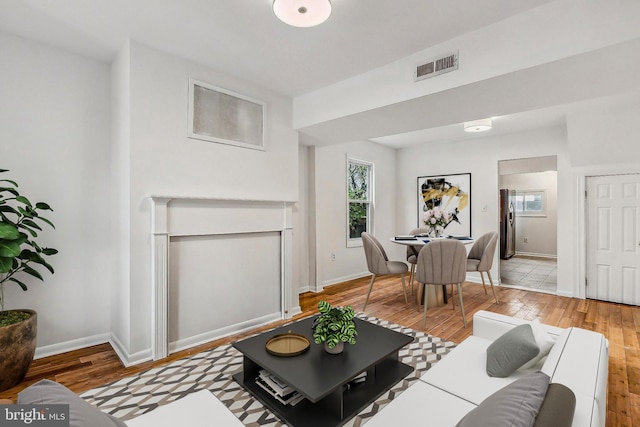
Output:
498 156 558 293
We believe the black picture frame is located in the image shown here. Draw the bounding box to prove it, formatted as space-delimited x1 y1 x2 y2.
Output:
417 173 471 237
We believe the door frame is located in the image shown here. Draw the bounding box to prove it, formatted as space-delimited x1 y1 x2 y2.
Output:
575 163 640 300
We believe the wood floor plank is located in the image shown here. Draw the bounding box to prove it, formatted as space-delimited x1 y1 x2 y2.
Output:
1 274 639 427
610 356 632 420
630 393 640 427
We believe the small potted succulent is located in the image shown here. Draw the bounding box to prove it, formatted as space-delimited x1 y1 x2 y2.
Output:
0 169 57 391
312 301 357 354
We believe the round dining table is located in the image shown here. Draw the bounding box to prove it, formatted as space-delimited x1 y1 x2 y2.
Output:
390 236 474 307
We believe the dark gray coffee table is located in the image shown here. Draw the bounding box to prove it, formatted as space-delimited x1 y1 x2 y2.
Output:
232 316 413 427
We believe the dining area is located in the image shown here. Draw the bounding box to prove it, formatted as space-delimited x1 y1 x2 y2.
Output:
360 230 500 328
357 173 500 328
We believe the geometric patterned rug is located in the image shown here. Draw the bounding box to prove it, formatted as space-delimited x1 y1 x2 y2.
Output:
81 314 456 426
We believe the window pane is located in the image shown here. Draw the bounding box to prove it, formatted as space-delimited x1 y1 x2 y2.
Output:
524 194 543 212
348 163 369 200
349 202 369 239
514 191 544 215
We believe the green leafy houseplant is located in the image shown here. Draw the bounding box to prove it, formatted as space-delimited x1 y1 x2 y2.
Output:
0 169 57 326
312 301 357 349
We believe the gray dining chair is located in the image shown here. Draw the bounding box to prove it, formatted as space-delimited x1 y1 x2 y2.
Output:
406 227 429 295
361 232 408 311
466 231 500 304
415 239 468 328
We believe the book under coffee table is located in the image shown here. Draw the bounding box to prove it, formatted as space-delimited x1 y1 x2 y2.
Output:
232 316 413 427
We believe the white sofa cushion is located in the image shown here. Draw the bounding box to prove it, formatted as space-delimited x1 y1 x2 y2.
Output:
420 336 538 405
363 381 476 427
125 390 242 427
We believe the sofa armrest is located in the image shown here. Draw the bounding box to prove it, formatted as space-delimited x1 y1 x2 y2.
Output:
472 310 564 341
543 328 608 427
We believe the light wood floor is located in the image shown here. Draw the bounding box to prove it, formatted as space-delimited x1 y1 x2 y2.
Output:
1 275 638 426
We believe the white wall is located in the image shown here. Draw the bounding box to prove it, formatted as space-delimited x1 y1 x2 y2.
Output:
500 172 558 256
567 93 640 167
109 40 132 355
396 127 572 295
310 140 399 289
0 33 113 355
115 41 299 361
294 146 310 293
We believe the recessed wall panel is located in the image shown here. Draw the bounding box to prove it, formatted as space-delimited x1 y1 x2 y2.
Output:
622 267 637 305
596 265 610 300
623 207 637 252
597 208 611 251
169 232 281 349
596 184 611 199
622 182 638 199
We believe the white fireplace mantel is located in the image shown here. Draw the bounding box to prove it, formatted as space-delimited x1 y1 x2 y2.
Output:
149 195 296 360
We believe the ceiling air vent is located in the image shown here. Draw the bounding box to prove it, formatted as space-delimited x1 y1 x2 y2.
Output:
414 51 459 82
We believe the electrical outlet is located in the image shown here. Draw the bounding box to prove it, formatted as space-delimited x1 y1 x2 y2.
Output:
524 237 528 243
331 253 336 261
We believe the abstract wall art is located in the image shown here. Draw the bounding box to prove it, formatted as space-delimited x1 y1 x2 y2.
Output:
417 173 471 237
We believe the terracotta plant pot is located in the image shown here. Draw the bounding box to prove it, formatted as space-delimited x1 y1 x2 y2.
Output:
0 310 37 392
324 341 344 354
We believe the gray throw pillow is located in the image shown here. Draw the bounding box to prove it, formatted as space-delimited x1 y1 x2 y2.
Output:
486 323 540 377
456 371 550 427
17 379 125 427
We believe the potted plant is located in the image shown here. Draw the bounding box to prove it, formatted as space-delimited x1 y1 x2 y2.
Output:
312 301 357 354
0 169 57 391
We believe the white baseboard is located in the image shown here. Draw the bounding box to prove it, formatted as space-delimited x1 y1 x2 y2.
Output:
109 334 152 368
463 277 497 287
321 272 370 288
34 333 111 360
297 285 310 294
289 305 302 317
514 251 557 259
556 289 574 298
34 312 289 368
168 312 282 354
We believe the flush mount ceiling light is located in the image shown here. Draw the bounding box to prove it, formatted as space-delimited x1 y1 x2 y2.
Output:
463 118 493 132
273 0 332 27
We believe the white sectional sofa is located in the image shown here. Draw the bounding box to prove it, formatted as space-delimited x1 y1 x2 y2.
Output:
123 310 608 427
366 310 609 427
17 310 608 427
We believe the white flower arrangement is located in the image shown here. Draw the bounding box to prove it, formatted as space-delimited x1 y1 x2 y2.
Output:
423 207 452 237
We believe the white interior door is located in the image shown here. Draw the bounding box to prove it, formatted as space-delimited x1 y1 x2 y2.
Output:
586 174 640 304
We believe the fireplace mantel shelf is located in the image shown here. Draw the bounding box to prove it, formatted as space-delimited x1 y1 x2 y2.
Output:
148 195 298 203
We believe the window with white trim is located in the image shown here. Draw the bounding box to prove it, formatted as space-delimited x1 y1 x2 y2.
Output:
347 159 373 246
514 190 546 216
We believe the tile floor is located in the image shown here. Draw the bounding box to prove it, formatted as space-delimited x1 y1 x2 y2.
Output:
499 255 557 293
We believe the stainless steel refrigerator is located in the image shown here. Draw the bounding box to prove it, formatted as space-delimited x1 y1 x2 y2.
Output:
500 189 516 259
